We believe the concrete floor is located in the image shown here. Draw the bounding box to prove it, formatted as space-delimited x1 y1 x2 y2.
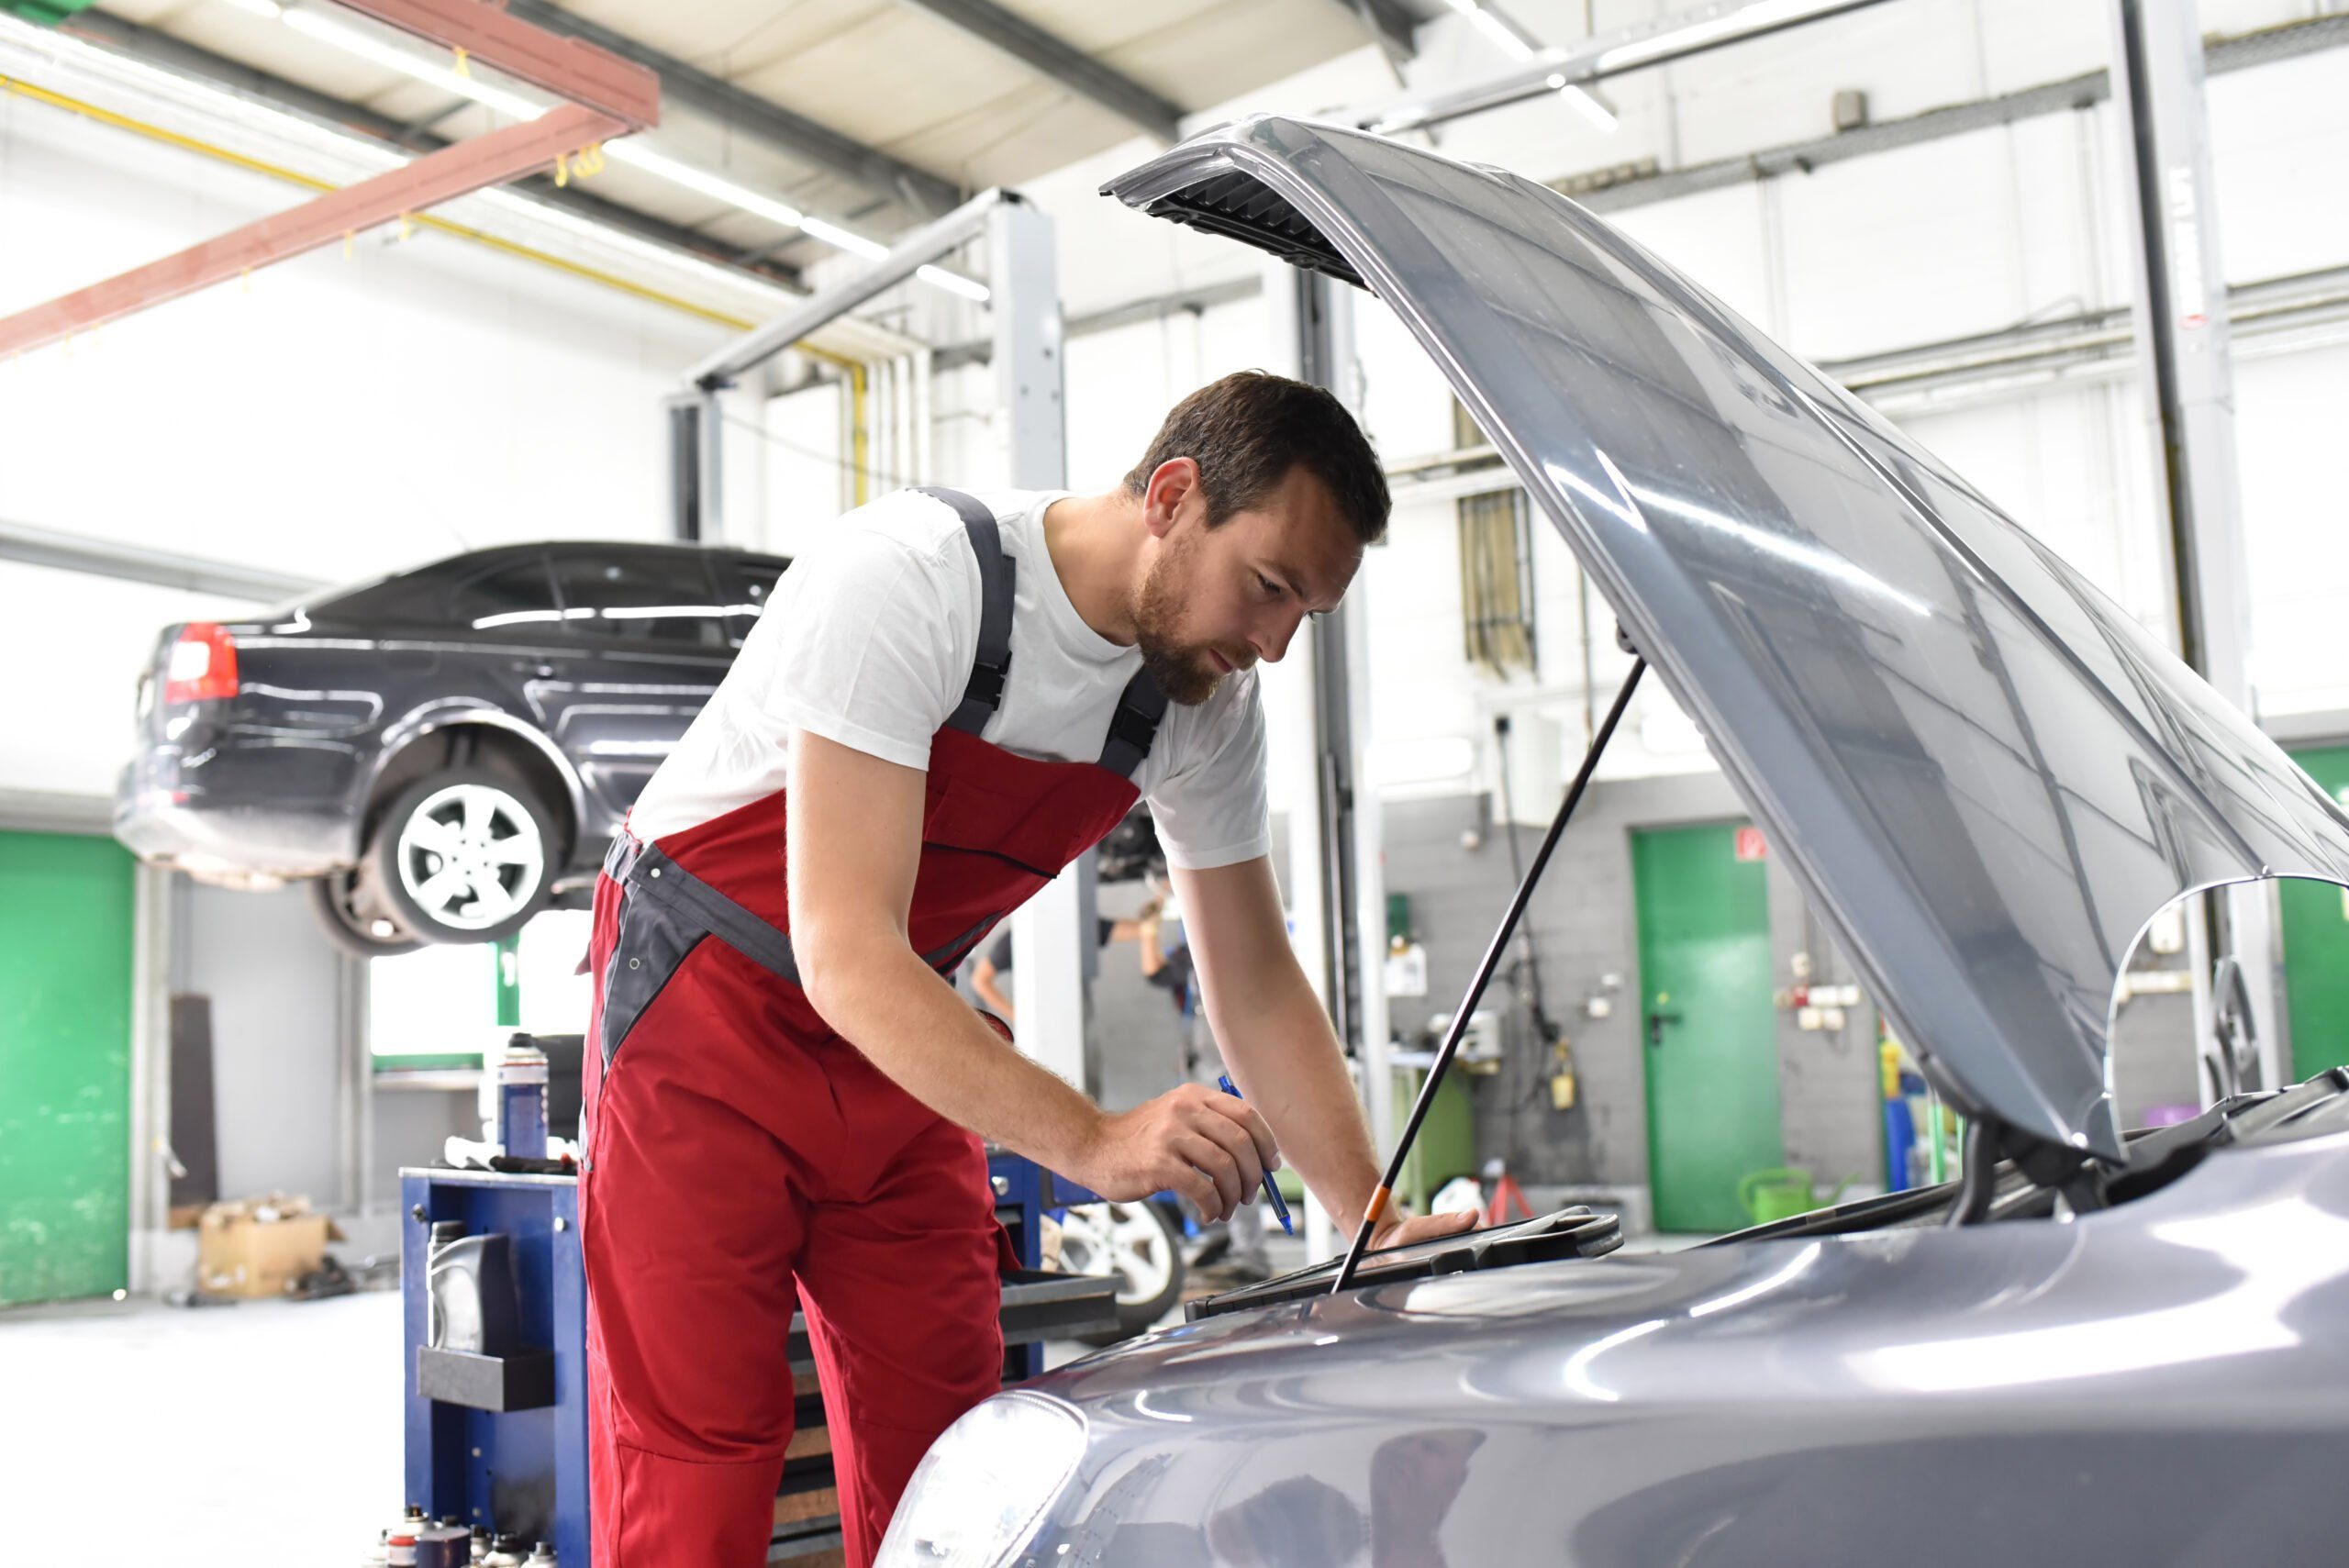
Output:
0 1289 403 1563
0 1280 1155 1564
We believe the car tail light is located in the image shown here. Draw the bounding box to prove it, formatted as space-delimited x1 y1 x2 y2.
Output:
163 622 239 705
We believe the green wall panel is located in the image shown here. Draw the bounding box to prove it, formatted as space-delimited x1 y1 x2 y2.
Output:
0 831 135 1306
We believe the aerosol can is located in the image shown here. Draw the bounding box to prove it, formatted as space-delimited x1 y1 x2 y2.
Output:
522 1542 557 1568
370 1506 428 1566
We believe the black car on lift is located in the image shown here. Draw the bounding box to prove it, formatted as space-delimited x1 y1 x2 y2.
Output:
115 540 790 953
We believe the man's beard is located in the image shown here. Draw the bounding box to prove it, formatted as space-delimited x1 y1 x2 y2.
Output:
1131 535 1224 706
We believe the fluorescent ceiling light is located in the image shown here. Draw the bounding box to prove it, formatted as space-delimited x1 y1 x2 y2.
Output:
603 140 805 228
281 7 542 119
255 2 991 302
916 265 991 304
216 0 283 17
1467 6 1534 62
1453 2 1615 130
1559 82 1618 130
798 216 888 262
607 148 989 301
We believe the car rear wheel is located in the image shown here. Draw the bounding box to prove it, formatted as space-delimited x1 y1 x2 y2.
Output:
308 865 424 957
1057 1199 1186 1346
373 770 556 945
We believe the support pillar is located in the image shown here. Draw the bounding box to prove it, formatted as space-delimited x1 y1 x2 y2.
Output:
990 200 1089 1093
2108 0 2284 1094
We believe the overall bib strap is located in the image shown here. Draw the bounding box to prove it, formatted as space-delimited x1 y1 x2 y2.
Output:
1097 664 1169 780
912 485 1017 737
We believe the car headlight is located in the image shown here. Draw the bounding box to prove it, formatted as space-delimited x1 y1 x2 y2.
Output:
875 1392 1085 1566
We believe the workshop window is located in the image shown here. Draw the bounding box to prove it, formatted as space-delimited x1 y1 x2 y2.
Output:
1459 487 1537 679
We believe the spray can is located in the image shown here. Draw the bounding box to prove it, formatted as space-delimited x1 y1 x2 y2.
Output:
522 1543 556 1568
496 1037 549 1159
470 1526 491 1563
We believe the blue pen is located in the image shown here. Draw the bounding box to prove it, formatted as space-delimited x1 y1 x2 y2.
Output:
1217 1073 1294 1235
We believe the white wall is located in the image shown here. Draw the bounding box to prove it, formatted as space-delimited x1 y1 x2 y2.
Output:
0 87 737 797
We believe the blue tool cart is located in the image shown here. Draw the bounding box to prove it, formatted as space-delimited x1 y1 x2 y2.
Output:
399 1151 1113 1562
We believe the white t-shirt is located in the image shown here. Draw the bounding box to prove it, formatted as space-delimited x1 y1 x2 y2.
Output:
629 488 1272 871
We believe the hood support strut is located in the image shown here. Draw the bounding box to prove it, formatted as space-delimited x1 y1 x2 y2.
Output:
1333 655 1646 1295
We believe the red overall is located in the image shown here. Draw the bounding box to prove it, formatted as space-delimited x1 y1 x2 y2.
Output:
578 489 1167 1568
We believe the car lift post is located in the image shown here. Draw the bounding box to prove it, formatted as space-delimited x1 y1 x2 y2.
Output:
678 190 1094 1090
2107 0 2286 1095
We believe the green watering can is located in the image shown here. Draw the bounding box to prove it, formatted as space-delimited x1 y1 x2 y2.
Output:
1737 1167 1851 1226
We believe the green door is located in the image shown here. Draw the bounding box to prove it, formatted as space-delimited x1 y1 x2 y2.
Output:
1634 822 1782 1233
0 831 135 1305
2282 746 2349 1081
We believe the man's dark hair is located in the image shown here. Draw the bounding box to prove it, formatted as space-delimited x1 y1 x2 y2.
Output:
1122 371 1389 546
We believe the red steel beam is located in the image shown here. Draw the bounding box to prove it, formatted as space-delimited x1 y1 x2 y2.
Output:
334 0 659 128
0 103 626 360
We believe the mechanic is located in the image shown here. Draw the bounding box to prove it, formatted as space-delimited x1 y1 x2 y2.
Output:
579 371 1476 1567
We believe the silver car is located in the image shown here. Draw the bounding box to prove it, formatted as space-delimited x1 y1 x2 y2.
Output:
878 117 2349 1568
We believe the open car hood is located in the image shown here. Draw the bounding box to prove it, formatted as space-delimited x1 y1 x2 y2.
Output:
1105 116 2349 1162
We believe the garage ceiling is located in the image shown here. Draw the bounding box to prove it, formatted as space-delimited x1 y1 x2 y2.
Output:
83 0 1430 275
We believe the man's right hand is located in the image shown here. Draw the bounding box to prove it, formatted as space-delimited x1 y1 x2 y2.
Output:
1071 1084 1280 1223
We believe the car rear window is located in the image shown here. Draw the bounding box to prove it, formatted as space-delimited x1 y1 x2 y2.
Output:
310 553 556 628
722 553 791 639
552 550 728 649
449 557 561 631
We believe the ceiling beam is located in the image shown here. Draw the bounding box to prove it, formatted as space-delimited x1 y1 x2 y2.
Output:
338 0 658 125
0 517 325 600
498 0 963 217
0 102 628 357
896 0 1182 143
58 12 806 294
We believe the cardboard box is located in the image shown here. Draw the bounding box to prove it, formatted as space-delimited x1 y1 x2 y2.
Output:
197 1194 341 1299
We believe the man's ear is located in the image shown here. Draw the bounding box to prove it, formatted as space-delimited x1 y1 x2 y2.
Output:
1142 457 1199 539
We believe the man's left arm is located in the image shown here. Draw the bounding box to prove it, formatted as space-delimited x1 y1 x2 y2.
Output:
1172 854 1475 1251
